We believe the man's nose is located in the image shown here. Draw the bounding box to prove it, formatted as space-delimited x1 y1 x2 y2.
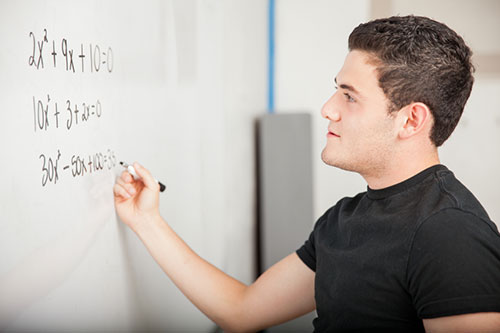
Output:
320 93 341 121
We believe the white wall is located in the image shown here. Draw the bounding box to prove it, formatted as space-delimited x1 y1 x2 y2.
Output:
0 0 267 331
132 0 269 329
221 0 268 284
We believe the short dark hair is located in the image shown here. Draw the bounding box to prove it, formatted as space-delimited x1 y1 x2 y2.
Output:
348 15 474 147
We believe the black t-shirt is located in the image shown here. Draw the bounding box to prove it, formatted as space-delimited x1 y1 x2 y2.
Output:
297 165 500 332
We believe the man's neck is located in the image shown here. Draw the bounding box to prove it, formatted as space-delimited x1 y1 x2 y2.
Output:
363 153 440 190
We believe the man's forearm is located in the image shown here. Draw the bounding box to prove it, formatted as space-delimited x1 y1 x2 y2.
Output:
133 216 249 331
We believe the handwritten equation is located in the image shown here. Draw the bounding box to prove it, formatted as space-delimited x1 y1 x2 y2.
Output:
29 29 113 73
28 29 117 187
39 149 117 187
33 94 102 132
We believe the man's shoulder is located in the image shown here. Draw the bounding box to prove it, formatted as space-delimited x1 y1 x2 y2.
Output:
395 165 492 227
416 207 499 239
434 167 491 219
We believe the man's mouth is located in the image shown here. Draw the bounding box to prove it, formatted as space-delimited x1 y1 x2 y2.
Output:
327 130 340 138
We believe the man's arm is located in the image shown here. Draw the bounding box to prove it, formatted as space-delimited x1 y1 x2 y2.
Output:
113 163 315 332
423 312 500 332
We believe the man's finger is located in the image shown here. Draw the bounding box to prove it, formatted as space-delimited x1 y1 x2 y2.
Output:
120 170 134 183
133 162 159 191
113 183 131 199
116 177 137 196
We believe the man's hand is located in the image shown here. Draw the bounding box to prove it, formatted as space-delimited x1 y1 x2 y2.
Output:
113 162 160 232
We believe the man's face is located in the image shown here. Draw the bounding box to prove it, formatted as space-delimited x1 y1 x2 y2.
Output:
321 50 398 176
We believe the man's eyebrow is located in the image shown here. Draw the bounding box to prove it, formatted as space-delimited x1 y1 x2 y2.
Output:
334 77 360 95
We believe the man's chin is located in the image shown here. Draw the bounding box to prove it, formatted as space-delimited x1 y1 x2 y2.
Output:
321 150 357 173
321 150 340 168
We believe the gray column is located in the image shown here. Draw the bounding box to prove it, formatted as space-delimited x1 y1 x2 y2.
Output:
257 113 315 332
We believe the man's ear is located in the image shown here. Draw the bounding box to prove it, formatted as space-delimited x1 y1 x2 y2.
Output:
398 102 432 140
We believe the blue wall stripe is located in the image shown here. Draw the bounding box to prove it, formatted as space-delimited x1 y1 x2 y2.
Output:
267 0 275 113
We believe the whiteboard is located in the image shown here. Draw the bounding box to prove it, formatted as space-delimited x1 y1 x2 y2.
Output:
0 0 234 331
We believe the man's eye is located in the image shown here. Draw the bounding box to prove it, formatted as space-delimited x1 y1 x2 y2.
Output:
344 93 355 103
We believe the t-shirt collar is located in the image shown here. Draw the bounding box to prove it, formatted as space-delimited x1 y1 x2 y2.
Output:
366 164 448 200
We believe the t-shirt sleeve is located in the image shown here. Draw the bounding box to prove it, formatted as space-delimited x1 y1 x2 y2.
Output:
296 208 331 272
407 208 500 318
296 226 317 272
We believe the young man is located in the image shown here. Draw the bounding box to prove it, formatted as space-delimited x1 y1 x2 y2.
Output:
114 16 500 332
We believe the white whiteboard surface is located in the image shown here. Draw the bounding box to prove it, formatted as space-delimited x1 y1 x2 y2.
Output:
0 0 247 331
